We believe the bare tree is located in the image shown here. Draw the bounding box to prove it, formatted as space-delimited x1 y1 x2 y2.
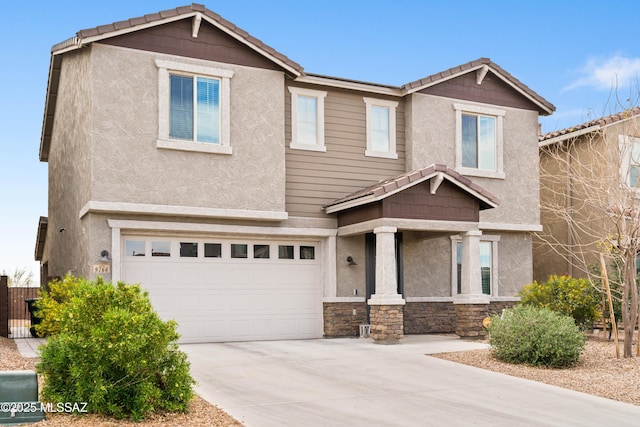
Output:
1 267 35 288
537 107 640 357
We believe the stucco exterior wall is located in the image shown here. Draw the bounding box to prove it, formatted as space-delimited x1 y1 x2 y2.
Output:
89 44 286 212
335 235 365 297
43 49 93 278
405 93 540 226
403 233 452 297
497 232 533 296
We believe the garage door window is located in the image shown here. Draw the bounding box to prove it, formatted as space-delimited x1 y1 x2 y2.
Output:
204 243 222 258
152 241 171 257
231 244 248 258
126 240 146 257
278 245 294 259
300 246 315 260
254 244 270 259
180 242 198 257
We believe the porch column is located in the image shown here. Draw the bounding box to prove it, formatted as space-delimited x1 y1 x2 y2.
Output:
368 226 405 344
454 230 490 337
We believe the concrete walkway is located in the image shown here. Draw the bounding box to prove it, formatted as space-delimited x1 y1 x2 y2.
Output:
14 337 46 358
182 335 640 427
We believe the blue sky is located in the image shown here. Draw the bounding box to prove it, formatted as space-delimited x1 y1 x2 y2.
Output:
2 0 640 285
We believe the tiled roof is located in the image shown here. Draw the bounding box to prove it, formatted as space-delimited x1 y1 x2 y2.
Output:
323 164 500 213
52 3 304 75
403 58 555 115
539 107 640 143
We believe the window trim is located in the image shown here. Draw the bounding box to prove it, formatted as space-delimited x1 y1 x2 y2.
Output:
450 235 500 297
363 97 398 159
156 59 234 155
289 87 327 152
454 103 505 179
619 135 640 190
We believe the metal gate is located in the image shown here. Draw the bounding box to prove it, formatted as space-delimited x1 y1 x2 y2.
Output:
0 276 40 339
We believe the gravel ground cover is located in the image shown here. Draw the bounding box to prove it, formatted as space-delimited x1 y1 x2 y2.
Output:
0 337 241 426
433 332 640 406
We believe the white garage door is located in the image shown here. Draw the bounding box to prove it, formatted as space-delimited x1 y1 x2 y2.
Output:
121 236 322 343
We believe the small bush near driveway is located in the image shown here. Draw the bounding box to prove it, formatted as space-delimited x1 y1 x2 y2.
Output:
36 277 195 421
488 305 586 368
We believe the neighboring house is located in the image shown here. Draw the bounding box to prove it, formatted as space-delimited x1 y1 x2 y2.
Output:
34 4 554 344
534 108 640 282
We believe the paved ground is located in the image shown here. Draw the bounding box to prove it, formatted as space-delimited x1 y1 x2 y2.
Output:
182 335 640 427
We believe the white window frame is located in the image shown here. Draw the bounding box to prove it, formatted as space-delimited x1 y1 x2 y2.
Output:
289 87 327 152
454 103 505 179
450 235 500 297
156 59 234 155
619 135 640 191
364 97 398 159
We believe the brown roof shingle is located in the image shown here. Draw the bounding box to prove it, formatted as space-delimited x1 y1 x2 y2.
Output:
539 107 640 143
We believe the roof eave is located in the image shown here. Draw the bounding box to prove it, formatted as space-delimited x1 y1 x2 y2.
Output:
324 170 499 214
404 62 555 116
51 11 303 78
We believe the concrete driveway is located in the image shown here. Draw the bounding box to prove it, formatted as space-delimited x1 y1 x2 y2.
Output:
182 335 640 426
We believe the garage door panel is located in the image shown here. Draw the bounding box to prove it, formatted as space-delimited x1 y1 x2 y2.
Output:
122 237 322 343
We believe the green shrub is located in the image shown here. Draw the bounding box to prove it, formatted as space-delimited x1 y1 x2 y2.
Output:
488 305 586 368
36 278 195 420
518 275 601 328
34 275 85 337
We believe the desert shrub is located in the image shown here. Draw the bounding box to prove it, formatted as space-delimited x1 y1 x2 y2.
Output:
518 275 601 328
36 278 195 420
488 305 585 368
34 274 85 337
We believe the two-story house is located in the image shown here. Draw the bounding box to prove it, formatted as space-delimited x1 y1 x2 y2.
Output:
35 4 554 343
534 108 640 282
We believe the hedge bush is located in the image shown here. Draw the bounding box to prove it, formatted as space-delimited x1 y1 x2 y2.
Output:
33 275 85 337
36 278 195 420
488 305 586 368
518 275 601 328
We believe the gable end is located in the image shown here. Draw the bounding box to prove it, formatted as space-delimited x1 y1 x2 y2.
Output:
417 70 543 112
99 18 288 74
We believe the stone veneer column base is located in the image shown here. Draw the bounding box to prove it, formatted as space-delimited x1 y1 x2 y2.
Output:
454 303 489 338
369 305 404 344
323 302 367 337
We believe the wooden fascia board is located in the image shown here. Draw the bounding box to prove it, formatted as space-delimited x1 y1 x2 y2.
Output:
538 125 602 148
295 75 403 97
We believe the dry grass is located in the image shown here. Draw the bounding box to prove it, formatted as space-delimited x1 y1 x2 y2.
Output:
433 333 640 406
0 337 242 426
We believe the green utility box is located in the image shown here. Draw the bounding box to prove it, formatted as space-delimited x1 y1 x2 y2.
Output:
0 370 45 425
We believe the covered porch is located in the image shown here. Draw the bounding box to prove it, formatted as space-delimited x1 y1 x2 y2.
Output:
324 164 501 343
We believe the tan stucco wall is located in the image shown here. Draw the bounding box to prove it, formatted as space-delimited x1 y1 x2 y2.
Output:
405 93 541 226
89 44 286 212
336 235 365 297
497 232 533 296
402 233 452 297
43 49 93 278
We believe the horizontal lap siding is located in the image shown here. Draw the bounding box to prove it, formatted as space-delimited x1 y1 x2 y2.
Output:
285 85 406 217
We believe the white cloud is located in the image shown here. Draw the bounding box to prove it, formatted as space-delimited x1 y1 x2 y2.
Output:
563 55 640 92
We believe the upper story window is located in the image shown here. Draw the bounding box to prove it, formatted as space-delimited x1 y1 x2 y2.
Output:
289 87 327 152
619 135 640 189
156 59 234 155
455 103 505 179
364 97 398 159
170 74 220 143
